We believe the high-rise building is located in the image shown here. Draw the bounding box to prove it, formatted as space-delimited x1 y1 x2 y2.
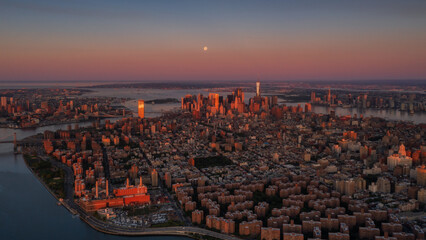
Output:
129 165 138 179
377 177 391 193
151 169 158 187
417 165 426 186
208 93 220 109
256 81 260 97
164 172 172 188
272 96 278 106
95 181 99 198
361 94 368 108
1 96 7 107
418 188 426 203
310 91 316 103
336 179 355 196
304 103 312 112
138 100 144 118
354 176 366 192
387 144 412 170
327 88 331 104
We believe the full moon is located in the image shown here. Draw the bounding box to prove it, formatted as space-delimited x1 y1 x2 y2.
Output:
203 46 208 51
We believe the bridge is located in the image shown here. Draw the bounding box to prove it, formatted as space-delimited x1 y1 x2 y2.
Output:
0 133 41 152
0 132 17 147
0 110 181 149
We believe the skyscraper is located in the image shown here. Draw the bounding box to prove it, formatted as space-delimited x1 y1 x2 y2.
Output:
417 165 426 187
208 93 220 109
256 81 260 97
151 169 158 187
138 100 144 118
361 94 368 108
164 172 172 188
1 96 7 107
327 88 331 104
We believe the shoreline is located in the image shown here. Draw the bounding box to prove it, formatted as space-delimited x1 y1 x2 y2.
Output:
21 149 238 240
22 153 62 203
0 115 129 130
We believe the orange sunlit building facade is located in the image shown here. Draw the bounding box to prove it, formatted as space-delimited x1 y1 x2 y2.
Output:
138 100 144 118
80 177 150 212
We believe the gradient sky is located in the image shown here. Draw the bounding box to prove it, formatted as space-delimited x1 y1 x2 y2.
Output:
1 0 426 82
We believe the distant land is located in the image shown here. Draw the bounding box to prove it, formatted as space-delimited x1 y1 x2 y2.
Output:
84 82 246 89
1 80 424 92
84 80 426 93
146 98 180 104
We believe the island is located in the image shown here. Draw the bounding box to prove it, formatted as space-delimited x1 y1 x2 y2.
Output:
16 83 426 240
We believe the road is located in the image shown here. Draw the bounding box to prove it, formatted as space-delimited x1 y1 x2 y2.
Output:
101 146 111 179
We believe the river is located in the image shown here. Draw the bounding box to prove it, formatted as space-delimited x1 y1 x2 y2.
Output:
0 121 191 240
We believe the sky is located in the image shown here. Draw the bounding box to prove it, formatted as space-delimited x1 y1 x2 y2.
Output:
1 0 426 82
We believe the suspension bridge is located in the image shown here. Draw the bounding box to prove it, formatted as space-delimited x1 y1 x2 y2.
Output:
0 133 41 152
0 133 17 144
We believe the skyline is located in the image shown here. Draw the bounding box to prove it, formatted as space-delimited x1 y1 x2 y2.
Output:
1 0 426 82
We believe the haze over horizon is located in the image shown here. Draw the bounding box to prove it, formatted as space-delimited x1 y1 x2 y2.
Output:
1 0 426 82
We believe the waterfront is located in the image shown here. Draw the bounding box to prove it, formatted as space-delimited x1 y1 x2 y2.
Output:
279 101 425 124
0 123 191 240
82 87 425 124
82 87 256 118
